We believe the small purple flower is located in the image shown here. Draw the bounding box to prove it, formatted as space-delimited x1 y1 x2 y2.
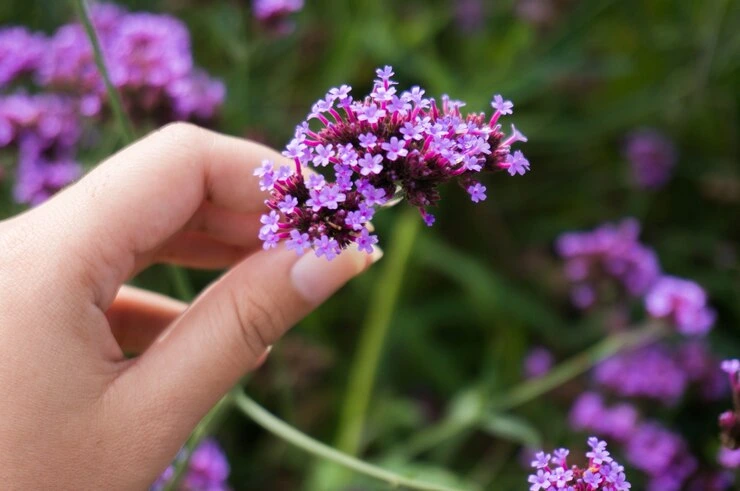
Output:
278 194 298 214
0 27 46 87
358 132 378 149
259 210 280 235
721 359 740 377
328 84 352 100
312 143 334 167
356 228 378 254
531 451 551 469
375 65 394 81
624 129 677 190
645 276 715 335
583 469 603 488
152 438 230 491
314 235 340 260
357 103 386 124
718 447 740 469
466 182 487 203
358 152 384 176
286 230 311 255
523 347 553 379
381 136 408 161
361 184 387 206
505 149 530 176
528 469 552 491
400 121 424 141
491 94 513 115
306 173 326 190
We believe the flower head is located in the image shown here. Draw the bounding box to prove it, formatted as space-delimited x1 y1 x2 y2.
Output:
257 66 530 259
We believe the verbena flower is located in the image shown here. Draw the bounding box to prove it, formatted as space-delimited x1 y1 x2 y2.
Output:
152 438 230 491
625 422 696 491
624 129 676 190
0 27 46 87
258 66 530 258
556 218 660 307
0 93 82 205
570 392 639 442
593 346 688 405
644 276 716 336
527 437 630 490
252 0 304 34
38 3 224 121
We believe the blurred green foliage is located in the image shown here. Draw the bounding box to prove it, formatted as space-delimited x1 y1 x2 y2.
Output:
2 0 739 489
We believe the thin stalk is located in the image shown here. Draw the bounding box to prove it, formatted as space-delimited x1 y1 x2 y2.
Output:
73 0 134 144
395 323 668 459
489 322 667 412
166 264 195 301
336 208 421 453
234 391 465 491
163 392 235 491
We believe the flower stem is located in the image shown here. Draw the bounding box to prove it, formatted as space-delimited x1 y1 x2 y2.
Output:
313 208 420 486
73 0 134 144
233 390 464 491
163 391 235 491
395 322 668 459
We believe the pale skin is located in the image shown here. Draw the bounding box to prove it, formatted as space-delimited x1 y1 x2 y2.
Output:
0 122 378 489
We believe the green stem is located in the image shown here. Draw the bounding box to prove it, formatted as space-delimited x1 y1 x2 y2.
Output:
73 0 134 144
166 264 195 301
395 323 668 459
163 392 235 491
336 208 421 454
234 391 464 491
489 322 667 412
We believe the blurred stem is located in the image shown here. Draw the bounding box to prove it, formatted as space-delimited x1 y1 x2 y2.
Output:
165 264 195 301
163 391 235 491
234 391 462 491
314 208 420 488
395 322 668 460
73 0 134 144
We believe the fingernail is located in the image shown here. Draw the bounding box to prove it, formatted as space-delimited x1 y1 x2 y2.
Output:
291 246 374 305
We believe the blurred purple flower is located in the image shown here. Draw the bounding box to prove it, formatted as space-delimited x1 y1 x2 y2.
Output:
454 0 488 32
624 129 677 190
152 438 230 491
0 27 46 87
252 0 304 34
167 70 226 121
594 345 687 405
645 276 716 336
625 421 696 489
523 347 553 378
718 447 740 469
569 391 639 442
556 218 660 307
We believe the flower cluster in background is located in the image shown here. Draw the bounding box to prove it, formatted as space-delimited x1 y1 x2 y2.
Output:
257 66 530 258
556 218 716 336
623 128 676 190
0 2 224 205
527 437 631 490
152 438 230 491
252 0 304 34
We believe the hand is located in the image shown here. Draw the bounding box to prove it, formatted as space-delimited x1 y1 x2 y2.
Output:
0 123 378 489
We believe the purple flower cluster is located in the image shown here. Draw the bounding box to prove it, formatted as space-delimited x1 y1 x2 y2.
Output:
624 129 676 190
626 422 697 491
0 27 46 87
644 276 716 336
38 4 224 121
556 218 660 308
258 66 530 258
0 93 82 205
152 438 230 491
593 346 688 405
252 0 304 34
556 219 717 335
0 3 225 205
570 392 639 441
527 437 631 490
568 396 698 491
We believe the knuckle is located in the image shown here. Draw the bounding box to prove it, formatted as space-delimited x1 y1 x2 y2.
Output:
228 287 284 361
156 121 202 142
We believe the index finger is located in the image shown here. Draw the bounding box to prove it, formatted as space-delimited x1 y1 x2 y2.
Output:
29 122 286 309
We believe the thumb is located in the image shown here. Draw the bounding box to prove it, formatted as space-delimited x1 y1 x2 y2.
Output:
107 245 379 480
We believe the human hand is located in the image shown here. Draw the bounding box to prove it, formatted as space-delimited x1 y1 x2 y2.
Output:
0 123 378 489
